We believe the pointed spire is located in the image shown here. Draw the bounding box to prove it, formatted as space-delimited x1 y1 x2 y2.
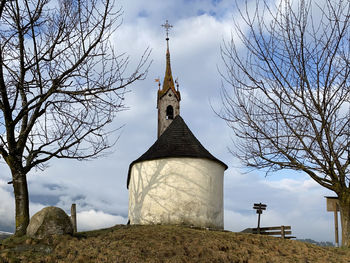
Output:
163 41 175 91
159 20 180 101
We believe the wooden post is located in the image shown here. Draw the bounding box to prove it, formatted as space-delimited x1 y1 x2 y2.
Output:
253 203 267 235
325 196 339 247
334 208 339 247
257 212 261 234
281 225 285 239
71 203 77 234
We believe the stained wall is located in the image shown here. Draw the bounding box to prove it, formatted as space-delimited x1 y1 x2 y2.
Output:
128 157 225 229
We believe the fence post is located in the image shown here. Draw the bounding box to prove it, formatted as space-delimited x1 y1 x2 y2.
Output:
281 225 285 239
325 196 339 247
71 203 77 234
334 209 339 247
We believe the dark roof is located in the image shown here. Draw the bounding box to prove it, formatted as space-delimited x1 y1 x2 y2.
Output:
127 115 228 188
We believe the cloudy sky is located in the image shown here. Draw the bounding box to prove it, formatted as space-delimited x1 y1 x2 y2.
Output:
0 0 337 243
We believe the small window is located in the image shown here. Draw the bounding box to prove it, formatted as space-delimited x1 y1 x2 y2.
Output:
166 105 174 120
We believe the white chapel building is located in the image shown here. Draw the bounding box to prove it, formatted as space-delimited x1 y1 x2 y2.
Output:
127 21 227 229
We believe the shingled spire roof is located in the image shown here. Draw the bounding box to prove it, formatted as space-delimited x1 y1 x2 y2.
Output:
157 33 180 101
127 115 227 188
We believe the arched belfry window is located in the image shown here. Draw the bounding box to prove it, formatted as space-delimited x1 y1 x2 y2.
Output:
166 105 174 120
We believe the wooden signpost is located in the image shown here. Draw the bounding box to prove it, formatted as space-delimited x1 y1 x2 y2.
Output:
325 196 339 247
71 203 77 234
253 203 267 234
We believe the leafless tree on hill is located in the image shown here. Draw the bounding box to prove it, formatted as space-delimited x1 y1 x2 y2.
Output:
220 0 350 246
0 0 150 236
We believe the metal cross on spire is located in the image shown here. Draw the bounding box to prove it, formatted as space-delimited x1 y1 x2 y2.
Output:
161 20 173 40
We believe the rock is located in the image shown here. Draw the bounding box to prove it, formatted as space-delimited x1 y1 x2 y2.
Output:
241 228 254 234
26 206 73 239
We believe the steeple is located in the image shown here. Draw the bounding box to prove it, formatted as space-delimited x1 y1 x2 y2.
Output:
158 20 180 100
162 43 175 92
157 20 181 138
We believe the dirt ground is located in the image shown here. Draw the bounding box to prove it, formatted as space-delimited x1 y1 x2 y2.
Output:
0 224 349 263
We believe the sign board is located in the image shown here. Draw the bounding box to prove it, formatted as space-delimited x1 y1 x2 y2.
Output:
325 196 339 212
253 203 267 218
253 203 267 210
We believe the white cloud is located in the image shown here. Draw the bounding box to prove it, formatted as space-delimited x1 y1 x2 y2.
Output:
224 168 335 242
0 180 14 232
224 209 255 232
76 210 127 231
0 0 341 244
263 178 320 192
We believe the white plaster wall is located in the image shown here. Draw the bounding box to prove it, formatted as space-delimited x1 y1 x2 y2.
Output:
128 157 225 229
158 89 180 136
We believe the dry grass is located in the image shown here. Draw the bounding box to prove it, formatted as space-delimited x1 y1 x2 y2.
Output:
0 224 349 262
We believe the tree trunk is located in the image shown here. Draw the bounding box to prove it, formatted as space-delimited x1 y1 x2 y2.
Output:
339 193 350 247
12 171 29 236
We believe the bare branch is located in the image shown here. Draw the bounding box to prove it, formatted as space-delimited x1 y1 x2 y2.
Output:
220 0 350 192
0 0 150 236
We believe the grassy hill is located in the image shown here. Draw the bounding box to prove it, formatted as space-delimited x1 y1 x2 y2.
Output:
0 224 349 262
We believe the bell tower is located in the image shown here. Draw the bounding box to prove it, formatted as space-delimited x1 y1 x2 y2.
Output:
157 20 181 138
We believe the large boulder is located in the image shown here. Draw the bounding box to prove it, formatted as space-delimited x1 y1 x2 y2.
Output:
26 206 73 239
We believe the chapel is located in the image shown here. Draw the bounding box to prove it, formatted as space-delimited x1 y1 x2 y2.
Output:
127 21 227 229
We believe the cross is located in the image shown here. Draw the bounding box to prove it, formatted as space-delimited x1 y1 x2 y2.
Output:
161 20 173 39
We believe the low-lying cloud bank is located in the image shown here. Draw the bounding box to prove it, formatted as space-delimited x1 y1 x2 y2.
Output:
76 210 127 232
0 171 335 243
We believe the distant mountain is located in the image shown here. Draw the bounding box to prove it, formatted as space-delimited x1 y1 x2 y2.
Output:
297 238 334 247
0 231 12 240
241 229 335 247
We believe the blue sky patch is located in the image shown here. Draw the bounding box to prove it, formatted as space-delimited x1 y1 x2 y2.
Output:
211 0 222 6
137 9 148 18
197 9 206 16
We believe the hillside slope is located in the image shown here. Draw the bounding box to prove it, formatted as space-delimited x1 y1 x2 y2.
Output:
0 225 349 262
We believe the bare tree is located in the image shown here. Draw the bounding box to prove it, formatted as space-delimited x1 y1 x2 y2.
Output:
0 0 150 236
220 0 350 246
